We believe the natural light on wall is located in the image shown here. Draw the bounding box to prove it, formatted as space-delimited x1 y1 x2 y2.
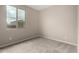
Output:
6 5 25 28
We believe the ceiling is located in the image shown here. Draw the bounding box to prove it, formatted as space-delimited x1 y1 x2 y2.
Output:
27 5 51 11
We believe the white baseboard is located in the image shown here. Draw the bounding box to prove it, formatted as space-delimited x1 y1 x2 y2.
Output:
42 36 77 46
0 35 39 48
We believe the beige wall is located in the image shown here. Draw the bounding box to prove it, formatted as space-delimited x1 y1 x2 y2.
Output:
0 5 77 47
0 5 39 45
78 6 79 52
39 5 77 45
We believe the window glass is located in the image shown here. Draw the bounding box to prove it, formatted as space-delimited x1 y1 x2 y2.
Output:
18 9 25 28
6 6 16 28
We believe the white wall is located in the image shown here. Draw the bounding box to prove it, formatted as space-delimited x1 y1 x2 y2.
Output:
39 5 77 45
77 5 79 52
0 5 39 46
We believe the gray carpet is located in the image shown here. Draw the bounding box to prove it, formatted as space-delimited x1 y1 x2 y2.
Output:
0 38 77 53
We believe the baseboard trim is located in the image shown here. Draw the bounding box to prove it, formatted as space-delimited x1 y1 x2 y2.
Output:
0 35 40 48
42 37 77 46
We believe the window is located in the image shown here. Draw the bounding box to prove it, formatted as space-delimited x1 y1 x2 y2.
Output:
18 9 25 28
6 6 25 28
7 6 17 28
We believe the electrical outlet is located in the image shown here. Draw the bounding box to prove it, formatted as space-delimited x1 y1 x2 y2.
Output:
9 37 12 40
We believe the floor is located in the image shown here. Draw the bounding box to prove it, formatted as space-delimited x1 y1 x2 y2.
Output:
0 38 77 53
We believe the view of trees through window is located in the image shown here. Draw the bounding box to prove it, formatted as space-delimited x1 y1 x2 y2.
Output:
6 6 25 28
